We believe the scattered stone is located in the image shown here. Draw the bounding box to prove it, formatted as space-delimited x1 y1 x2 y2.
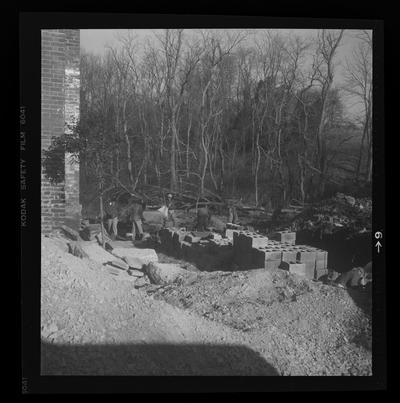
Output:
206 232 223 241
145 262 198 286
60 225 81 241
80 243 116 264
128 269 145 277
103 265 122 276
134 276 150 288
184 234 202 243
109 259 129 271
67 242 89 259
112 247 158 268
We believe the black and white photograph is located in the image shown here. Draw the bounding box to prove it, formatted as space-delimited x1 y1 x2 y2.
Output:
20 12 386 392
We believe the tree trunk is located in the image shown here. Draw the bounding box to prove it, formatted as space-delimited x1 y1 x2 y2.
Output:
186 112 192 178
200 127 208 196
255 129 261 206
170 116 178 192
123 99 134 187
99 193 105 249
365 124 372 182
218 136 225 193
316 89 330 196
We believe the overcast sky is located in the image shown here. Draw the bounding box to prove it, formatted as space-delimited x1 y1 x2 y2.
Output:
80 29 371 119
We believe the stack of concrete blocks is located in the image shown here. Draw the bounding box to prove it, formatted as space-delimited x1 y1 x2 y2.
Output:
158 228 177 255
233 231 270 269
157 227 328 279
295 245 328 280
252 242 290 270
172 229 187 258
269 230 296 245
207 238 233 269
280 245 328 280
231 230 328 280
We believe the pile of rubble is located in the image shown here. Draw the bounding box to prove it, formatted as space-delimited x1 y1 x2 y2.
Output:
289 193 372 237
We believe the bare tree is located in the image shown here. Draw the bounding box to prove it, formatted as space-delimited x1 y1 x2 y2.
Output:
344 30 372 182
314 29 344 194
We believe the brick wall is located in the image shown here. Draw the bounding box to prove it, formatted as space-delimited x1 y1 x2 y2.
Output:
41 29 81 233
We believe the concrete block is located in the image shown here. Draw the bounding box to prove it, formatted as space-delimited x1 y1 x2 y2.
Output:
206 232 223 241
184 233 201 243
251 246 283 269
282 249 297 263
224 228 239 241
296 249 317 262
192 231 212 239
233 251 253 269
173 230 187 244
264 259 282 270
280 261 307 276
304 261 316 279
270 231 296 245
181 241 192 259
232 230 243 247
237 232 269 250
159 228 174 252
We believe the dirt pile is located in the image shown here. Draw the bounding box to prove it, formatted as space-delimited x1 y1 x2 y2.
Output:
41 235 278 375
41 234 372 376
144 268 372 375
289 193 372 237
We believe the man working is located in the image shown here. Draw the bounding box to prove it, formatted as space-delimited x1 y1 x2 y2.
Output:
228 202 239 224
129 199 146 241
164 193 177 228
105 197 119 240
196 204 210 232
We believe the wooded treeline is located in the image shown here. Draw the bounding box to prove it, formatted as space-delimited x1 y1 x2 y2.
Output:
50 29 372 212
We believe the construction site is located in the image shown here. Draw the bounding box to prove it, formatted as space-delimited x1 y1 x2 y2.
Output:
39 28 373 376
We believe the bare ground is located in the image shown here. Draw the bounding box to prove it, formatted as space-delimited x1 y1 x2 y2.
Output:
41 235 372 376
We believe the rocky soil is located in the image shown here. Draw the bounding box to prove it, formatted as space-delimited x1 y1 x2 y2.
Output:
41 234 372 376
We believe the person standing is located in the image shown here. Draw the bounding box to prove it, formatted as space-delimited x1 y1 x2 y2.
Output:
165 193 177 227
105 197 119 240
129 199 146 241
228 203 239 224
196 204 210 232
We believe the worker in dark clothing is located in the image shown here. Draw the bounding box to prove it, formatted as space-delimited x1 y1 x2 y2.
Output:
129 199 146 241
228 203 239 224
105 197 119 240
164 193 177 227
196 205 210 232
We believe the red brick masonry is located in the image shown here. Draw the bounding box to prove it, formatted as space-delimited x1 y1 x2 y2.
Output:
41 29 80 233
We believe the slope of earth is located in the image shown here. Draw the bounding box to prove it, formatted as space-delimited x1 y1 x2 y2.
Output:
41 235 371 376
41 236 278 375
145 268 372 376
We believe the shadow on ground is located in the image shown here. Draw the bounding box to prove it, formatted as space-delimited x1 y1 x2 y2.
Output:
41 340 279 376
346 285 372 319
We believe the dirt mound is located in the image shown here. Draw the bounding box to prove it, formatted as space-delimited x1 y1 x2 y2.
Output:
144 267 372 375
41 235 278 375
41 234 371 376
147 269 312 328
290 193 371 237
